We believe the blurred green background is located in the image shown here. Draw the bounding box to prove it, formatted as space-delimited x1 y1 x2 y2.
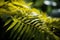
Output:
24 0 60 17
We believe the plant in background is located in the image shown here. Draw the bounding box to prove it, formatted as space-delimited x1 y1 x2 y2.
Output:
0 0 60 40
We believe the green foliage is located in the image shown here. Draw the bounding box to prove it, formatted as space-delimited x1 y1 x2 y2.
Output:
0 0 60 40
0 0 4 6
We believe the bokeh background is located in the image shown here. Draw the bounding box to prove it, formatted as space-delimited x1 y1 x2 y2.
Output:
25 0 60 17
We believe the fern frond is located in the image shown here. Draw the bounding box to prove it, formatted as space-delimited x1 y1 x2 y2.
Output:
0 0 60 40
